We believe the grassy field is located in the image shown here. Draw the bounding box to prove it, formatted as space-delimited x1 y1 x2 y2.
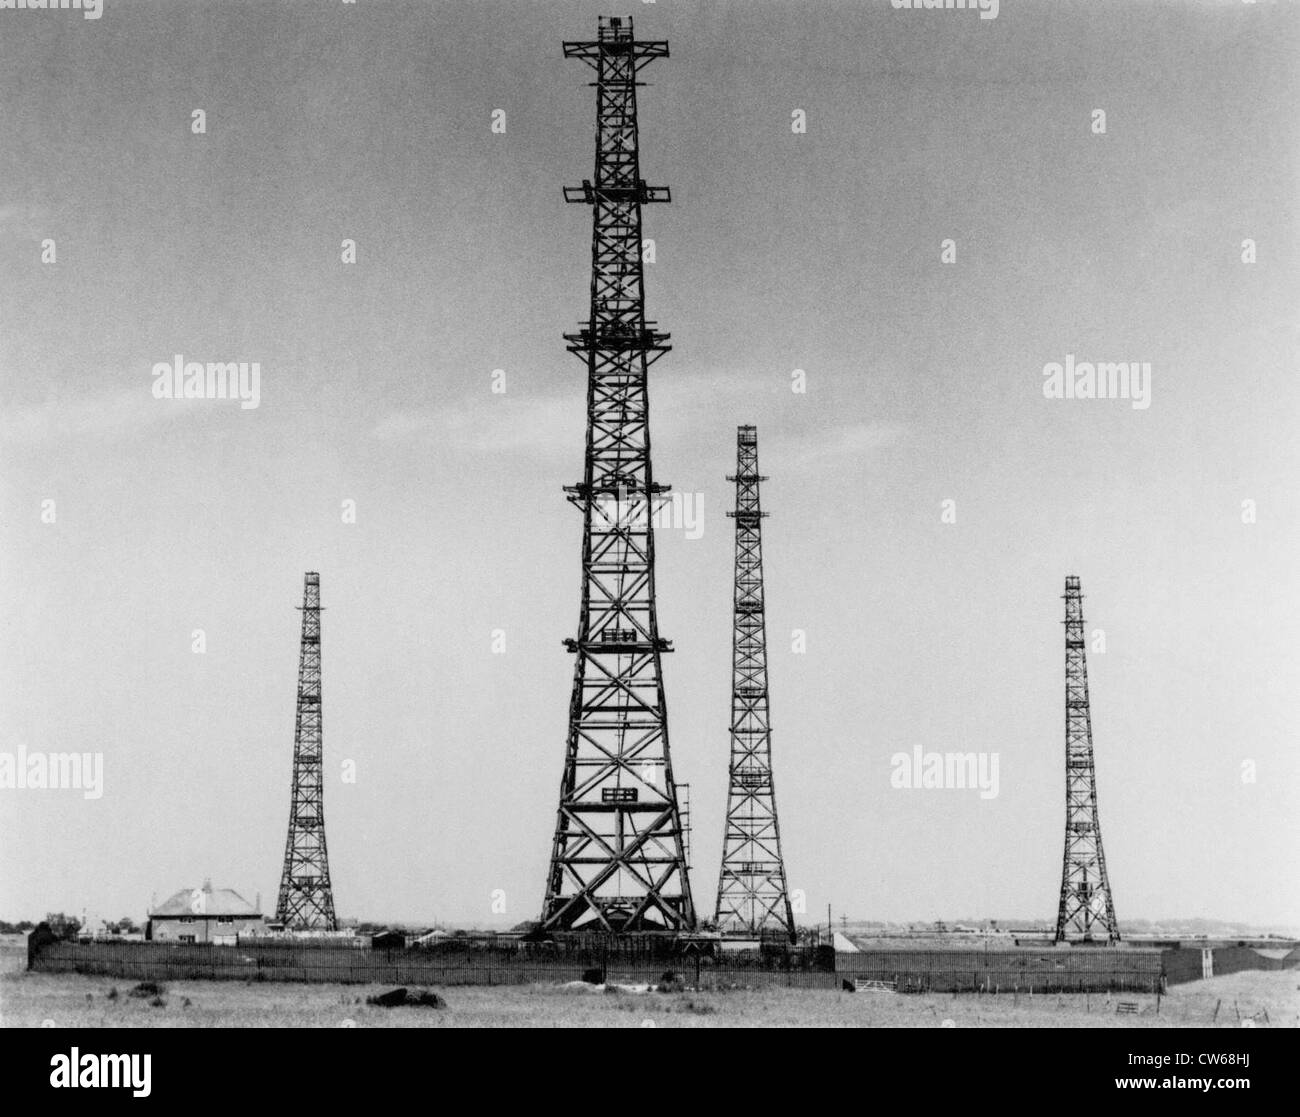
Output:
3 938 1295 1028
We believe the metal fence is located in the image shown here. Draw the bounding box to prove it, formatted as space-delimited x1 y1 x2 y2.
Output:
834 947 1167 993
27 939 839 989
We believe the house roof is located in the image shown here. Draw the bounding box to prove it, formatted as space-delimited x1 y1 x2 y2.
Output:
833 931 861 953
151 883 261 918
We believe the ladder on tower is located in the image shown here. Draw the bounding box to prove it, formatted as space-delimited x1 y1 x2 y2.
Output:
679 782 691 869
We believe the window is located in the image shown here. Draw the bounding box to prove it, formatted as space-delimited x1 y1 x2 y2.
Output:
217 916 234 925
179 935 196 943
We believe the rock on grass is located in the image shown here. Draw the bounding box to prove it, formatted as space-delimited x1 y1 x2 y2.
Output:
365 987 446 1009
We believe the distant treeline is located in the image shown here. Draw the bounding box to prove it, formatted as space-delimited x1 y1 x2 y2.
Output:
1 914 142 938
0 920 36 934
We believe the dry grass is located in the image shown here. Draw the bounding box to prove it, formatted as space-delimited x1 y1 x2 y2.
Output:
3 939 1294 1028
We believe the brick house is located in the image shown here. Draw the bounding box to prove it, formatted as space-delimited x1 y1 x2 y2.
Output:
147 880 265 944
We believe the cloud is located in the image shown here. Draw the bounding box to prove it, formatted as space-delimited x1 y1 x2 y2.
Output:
371 391 583 456
781 420 907 467
369 370 767 457
0 204 50 240
369 370 907 475
0 388 202 445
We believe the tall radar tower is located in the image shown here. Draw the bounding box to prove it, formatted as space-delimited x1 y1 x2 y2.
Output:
540 16 694 933
1055 575 1120 944
715 426 796 941
276 572 337 930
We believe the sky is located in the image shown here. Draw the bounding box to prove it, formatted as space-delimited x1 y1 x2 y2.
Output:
1 0 1297 930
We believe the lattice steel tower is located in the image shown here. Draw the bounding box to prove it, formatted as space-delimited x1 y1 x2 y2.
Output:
541 16 694 933
1054 575 1119 944
276 572 337 930
715 426 795 940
